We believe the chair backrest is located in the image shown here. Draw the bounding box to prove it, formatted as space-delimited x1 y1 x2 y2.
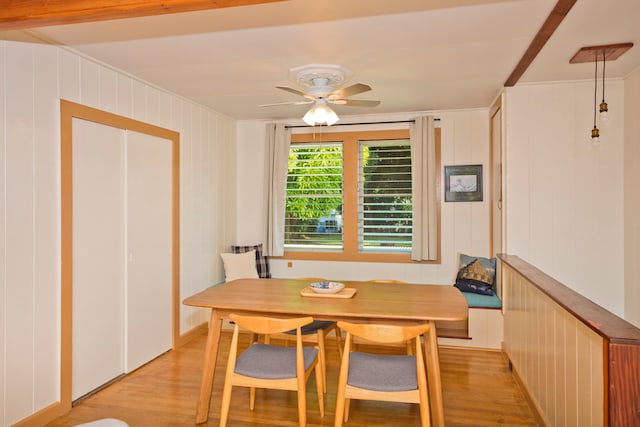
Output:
229 313 314 335
337 321 430 346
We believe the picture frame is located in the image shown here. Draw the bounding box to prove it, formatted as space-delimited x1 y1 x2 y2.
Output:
444 164 483 202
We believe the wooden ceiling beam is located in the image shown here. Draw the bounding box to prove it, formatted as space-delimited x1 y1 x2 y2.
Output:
0 0 285 31
504 0 576 87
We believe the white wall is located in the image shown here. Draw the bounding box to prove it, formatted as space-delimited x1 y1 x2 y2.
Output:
504 80 625 317
0 40 234 426
624 66 640 328
236 109 491 284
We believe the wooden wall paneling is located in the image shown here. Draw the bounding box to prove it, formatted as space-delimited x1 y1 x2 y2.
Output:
554 305 567 427
504 87 531 259
541 292 554 421
0 39 230 425
5 41 36 425
146 86 161 125
527 86 554 269
591 335 604 427
79 58 100 108
550 84 576 280
116 73 134 118
470 111 490 255
576 320 594 425
624 68 640 329
59 49 80 103
501 255 640 426
33 42 60 410
132 79 148 122
158 90 173 128
99 67 118 113
565 315 579 426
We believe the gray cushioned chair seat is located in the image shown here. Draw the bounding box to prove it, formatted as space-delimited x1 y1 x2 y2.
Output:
282 320 334 335
347 352 417 392
235 344 318 379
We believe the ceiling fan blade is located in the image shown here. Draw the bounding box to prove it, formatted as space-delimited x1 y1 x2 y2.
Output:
276 86 308 98
330 83 372 99
259 100 314 107
333 99 381 107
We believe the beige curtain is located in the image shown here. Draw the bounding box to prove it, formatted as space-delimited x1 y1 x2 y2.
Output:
262 123 291 256
410 116 438 261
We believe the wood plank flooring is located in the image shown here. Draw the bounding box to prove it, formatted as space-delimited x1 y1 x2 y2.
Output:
45 331 538 426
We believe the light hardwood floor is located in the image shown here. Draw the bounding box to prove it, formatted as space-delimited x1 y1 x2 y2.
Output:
46 331 538 426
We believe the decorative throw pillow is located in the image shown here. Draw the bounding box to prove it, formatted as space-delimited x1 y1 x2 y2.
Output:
220 250 259 282
231 243 271 278
454 254 497 296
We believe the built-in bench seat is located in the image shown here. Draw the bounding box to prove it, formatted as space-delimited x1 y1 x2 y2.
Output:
435 291 502 344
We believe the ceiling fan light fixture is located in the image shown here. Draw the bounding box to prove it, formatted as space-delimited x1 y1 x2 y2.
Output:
303 100 339 126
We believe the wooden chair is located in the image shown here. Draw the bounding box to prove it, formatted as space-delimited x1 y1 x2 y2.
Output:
220 314 324 427
362 280 413 354
334 321 432 427
265 278 343 390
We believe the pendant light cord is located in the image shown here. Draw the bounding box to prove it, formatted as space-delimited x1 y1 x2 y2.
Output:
593 52 598 128
601 49 606 102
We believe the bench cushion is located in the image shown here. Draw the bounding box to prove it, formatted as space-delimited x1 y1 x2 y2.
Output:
462 291 502 308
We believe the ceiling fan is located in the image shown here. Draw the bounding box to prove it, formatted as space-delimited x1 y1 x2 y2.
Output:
260 64 380 125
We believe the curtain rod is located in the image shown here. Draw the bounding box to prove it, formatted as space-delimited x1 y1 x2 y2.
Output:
284 118 439 129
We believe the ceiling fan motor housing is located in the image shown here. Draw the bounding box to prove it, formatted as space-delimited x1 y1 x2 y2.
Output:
289 64 353 97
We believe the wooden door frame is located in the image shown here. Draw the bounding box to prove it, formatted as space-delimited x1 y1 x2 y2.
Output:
60 99 181 410
489 95 504 257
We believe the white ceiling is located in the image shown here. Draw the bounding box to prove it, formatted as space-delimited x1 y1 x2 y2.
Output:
11 0 640 122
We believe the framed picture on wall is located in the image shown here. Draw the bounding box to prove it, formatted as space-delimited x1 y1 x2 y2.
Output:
444 164 483 202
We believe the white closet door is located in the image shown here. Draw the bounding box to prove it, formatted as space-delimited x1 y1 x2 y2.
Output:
72 118 125 401
125 131 172 371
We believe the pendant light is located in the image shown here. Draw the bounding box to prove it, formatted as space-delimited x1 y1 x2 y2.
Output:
569 42 634 148
590 52 600 146
599 49 609 126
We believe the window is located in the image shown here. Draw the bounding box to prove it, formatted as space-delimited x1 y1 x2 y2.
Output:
359 140 412 253
282 129 439 263
285 142 344 250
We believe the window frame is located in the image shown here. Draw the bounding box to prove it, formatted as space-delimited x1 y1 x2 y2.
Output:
276 128 441 264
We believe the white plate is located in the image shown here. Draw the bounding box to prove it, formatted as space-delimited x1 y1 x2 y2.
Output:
309 281 345 294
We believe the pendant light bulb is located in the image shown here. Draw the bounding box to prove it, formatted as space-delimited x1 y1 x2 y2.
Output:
591 126 600 146
599 101 609 125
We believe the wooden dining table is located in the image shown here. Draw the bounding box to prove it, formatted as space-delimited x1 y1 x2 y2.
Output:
183 278 468 426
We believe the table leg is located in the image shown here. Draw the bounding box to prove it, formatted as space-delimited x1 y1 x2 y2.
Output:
425 320 444 427
195 309 223 424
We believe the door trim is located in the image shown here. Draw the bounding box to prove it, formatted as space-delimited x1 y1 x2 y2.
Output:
60 99 181 410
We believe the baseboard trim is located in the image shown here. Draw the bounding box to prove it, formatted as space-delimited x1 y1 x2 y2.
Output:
509 360 548 427
175 321 209 348
11 401 70 427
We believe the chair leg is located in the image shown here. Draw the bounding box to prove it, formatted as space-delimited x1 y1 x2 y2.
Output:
219 383 233 427
317 332 327 391
249 387 256 411
296 373 307 427
314 361 325 417
344 398 351 422
334 348 349 427
335 328 343 359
